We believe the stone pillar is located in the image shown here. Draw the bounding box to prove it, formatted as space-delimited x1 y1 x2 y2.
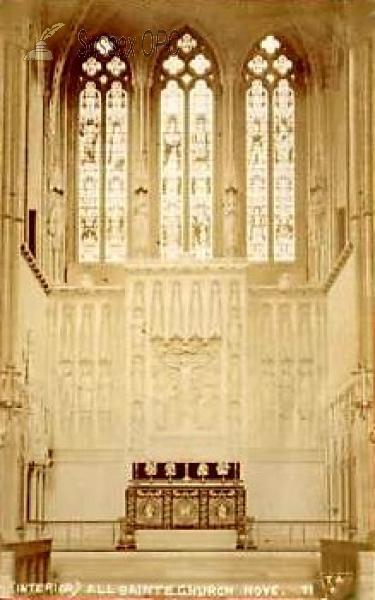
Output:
221 66 237 257
131 61 150 259
0 39 19 367
308 80 329 282
353 41 374 540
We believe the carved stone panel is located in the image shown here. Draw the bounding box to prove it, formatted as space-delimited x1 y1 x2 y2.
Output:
151 337 221 435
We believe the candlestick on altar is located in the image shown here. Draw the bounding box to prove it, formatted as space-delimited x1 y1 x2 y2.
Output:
183 462 190 481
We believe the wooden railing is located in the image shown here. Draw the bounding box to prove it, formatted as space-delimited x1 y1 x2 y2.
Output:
25 520 348 552
26 521 121 551
1 539 52 584
247 520 349 551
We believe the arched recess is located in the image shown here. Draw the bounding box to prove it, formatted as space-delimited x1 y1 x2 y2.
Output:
41 1 96 279
150 27 221 260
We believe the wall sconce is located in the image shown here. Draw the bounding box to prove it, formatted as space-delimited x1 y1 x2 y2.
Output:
351 363 373 421
0 365 26 446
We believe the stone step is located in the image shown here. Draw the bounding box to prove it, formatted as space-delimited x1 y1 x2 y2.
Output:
52 550 320 595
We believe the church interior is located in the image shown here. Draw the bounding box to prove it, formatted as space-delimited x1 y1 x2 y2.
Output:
0 0 375 598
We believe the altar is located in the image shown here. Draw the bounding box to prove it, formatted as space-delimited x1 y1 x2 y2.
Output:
117 462 247 550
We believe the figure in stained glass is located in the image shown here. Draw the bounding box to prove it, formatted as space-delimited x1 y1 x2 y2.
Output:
77 40 130 262
245 35 296 262
164 115 182 168
107 120 126 168
80 118 99 164
157 30 215 259
191 115 209 163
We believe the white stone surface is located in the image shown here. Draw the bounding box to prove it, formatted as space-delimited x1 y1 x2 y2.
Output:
136 530 237 551
52 550 320 585
357 552 375 600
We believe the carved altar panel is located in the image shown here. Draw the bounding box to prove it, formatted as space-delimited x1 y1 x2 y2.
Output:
135 489 164 528
125 481 246 532
120 463 247 550
126 484 246 532
208 488 238 528
172 490 200 528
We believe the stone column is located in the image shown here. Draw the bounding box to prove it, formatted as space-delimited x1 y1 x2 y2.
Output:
356 41 374 539
221 66 237 257
131 60 150 259
308 80 329 282
0 25 29 365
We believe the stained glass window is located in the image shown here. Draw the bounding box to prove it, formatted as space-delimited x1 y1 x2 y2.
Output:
155 30 216 259
244 35 297 262
78 37 131 262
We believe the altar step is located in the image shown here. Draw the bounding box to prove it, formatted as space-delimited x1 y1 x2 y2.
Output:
52 550 320 595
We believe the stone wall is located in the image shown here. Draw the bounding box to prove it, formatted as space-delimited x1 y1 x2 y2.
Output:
45 266 326 520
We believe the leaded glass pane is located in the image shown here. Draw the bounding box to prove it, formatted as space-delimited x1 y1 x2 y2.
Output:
160 81 184 258
261 35 280 55
189 54 211 76
163 55 184 76
107 56 126 77
158 31 215 260
245 35 297 263
246 80 269 261
273 79 295 261
247 55 267 76
78 47 130 263
181 73 192 86
82 57 101 77
105 81 128 262
177 33 197 54
78 81 101 262
273 55 293 76
189 80 213 259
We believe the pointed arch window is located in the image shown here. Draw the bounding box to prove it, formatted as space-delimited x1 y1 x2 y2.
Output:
77 36 131 263
244 35 298 263
154 31 217 260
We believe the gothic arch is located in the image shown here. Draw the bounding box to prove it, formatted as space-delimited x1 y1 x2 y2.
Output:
145 23 224 89
232 30 313 273
150 26 222 260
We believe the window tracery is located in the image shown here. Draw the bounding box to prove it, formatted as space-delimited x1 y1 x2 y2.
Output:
77 36 131 262
244 34 297 263
155 30 217 259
